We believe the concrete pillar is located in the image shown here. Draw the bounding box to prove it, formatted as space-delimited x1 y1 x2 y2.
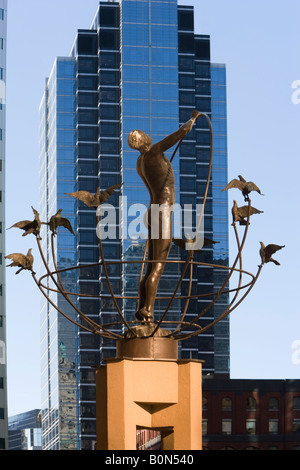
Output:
96 358 202 450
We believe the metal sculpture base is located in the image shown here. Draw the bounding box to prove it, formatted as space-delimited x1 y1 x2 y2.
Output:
96 341 203 450
117 326 177 360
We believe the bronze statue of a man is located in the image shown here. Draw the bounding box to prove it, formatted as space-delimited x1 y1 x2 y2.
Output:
128 110 201 323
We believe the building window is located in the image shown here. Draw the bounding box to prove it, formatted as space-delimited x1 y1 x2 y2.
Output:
269 419 278 434
77 34 98 56
246 419 256 434
202 396 208 411
0 9 4 20
202 419 207 435
0 408 4 419
246 397 256 411
293 420 300 433
293 397 300 410
0 38 3 50
222 419 232 435
269 397 279 410
222 397 232 411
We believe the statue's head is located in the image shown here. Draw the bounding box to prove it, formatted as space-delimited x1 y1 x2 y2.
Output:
128 130 153 152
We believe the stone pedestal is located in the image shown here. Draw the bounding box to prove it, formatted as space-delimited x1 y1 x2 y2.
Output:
96 339 203 450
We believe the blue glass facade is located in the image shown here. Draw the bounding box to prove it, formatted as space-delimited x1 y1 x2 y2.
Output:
39 58 79 450
39 0 229 450
211 63 229 373
121 0 181 326
8 409 42 450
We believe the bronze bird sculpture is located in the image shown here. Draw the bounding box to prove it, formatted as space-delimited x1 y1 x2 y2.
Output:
232 200 263 225
223 175 263 201
8 206 42 239
65 184 123 208
172 235 218 252
5 248 35 275
49 209 75 236
259 242 285 266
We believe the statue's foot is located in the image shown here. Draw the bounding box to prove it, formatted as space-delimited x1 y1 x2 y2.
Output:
135 307 153 323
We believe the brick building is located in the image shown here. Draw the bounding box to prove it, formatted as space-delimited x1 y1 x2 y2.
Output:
202 375 300 450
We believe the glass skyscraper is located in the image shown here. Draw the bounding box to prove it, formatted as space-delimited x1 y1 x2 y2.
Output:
0 0 7 451
8 409 42 450
39 0 229 450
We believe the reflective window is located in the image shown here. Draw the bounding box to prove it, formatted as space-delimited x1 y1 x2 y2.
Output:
100 105 119 120
269 420 279 434
222 397 232 411
196 80 211 95
179 91 195 105
78 161 98 176
57 113 76 129
57 96 76 112
79 230 98 246
78 178 98 192
99 52 119 69
293 419 300 433
179 56 194 72
100 71 119 85
99 6 119 27
99 30 119 50
195 39 210 60
196 131 211 146
77 34 98 55
178 9 194 31
57 79 76 95
178 33 194 53
78 143 98 158
78 92 98 108
100 88 119 103
222 419 232 435
78 126 98 142
78 109 98 124
100 157 119 171
179 74 194 89
78 57 98 74
246 419 256 434
195 63 210 78
100 122 119 137
246 397 256 410
293 397 300 410
78 76 98 90
100 139 119 154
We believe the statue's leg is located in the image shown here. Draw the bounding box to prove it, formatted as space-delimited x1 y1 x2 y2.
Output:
136 237 171 323
135 235 153 320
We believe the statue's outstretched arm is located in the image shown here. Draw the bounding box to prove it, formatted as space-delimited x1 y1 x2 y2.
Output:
151 110 201 154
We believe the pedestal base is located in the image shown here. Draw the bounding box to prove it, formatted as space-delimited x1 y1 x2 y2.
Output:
96 351 203 450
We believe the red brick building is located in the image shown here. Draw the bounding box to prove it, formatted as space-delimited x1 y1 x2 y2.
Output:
202 375 300 450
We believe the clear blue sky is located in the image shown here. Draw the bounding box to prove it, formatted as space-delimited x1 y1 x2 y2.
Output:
5 0 300 417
